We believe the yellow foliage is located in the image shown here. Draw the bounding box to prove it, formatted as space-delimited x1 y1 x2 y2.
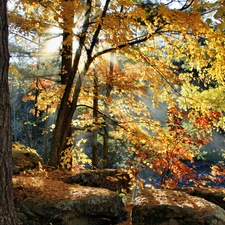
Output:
9 0 225 188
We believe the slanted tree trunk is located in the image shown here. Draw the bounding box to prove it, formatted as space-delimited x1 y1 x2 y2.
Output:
48 0 111 167
48 0 92 167
59 0 73 169
0 0 18 223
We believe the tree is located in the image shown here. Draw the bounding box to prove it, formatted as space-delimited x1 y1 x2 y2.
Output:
48 0 192 167
53 0 74 169
0 0 17 224
8 0 225 186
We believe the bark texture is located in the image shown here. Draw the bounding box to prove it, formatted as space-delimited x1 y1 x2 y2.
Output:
59 0 73 168
0 0 18 224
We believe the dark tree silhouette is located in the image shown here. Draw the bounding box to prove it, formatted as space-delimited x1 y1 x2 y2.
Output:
0 0 17 224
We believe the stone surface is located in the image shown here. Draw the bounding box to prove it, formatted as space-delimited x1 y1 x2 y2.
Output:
132 189 225 225
12 142 42 174
66 169 131 192
179 187 225 210
14 185 126 225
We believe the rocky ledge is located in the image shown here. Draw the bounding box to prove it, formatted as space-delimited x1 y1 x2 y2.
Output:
14 176 126 225
12 159 225 225
132 189 225 225
65 169 131 192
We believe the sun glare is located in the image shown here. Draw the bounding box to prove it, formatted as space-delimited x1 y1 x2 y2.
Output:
42 27 62 55
42 14 84 63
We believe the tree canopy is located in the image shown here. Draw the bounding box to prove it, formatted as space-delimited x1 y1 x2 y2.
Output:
7 0 225 188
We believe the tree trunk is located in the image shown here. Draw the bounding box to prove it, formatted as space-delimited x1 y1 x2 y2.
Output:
48 0 92 167
103 125 109 168
103 53 114 169
0 0 18 224
32 77 39 149
59 2 73 169
91 70 99 169
16 110 31 146
48 0 111 167
43 107 49 162
43 125 49 163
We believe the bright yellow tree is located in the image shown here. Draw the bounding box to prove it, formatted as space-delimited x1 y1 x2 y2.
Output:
8 0 225 187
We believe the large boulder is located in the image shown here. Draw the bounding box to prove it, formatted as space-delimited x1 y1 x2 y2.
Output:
66 169 131 192
12 142 42 175
15 195 125 225
132 189 225 225
13 176 126 225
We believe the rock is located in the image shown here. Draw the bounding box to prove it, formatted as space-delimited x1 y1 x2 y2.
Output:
12 142 42 175
55 194 126 223
15 195 125 225
66 169 131 192
67 216 111 225
132 189 225 225
14 179 126 225
179 187 225 210
14 200 64 225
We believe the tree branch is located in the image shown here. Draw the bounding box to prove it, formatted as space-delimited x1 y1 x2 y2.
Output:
87 0 111 59
139 52 181 96
92 34 150 60
180 0 195 11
